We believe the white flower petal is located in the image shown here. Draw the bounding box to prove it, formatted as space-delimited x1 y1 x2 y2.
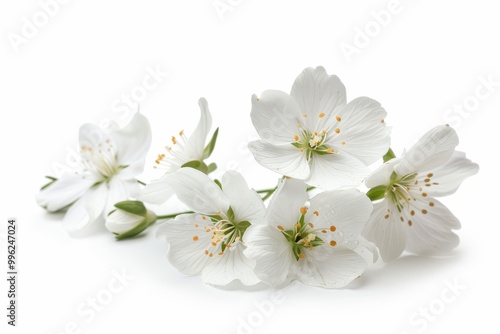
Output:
404 198 460 255
243 225 295 288
295 245 366 288
202 242 260 286
354 236 379 264
63 183 108 236
290 66 346 131
182 98 213 160
420 151 479 197
112 112 152 167
162 168 229 214
364 159 399 188
220 171 265 223
306 152 370 189
266 178 308 230
140 174 175 204
363 201 407 262
158 214 212 276
248 140 310 179
36 174 95 212
308 189 373 239
331 97 390 165
250 91 303 144
395 125 459 176
105 177 139 214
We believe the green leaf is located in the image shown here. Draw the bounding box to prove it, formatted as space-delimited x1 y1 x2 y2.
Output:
383 148 396 163
40 176 57 190
291 142 303 148
202 127 219 160
366 185 387 202
207 163 217 174
114 201 147 216
221 242 227 253
227 206 235 222
214 179 222 189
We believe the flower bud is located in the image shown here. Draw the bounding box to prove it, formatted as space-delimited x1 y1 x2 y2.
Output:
106 201 157 240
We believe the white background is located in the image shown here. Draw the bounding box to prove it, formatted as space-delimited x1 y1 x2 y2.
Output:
1 0 499 333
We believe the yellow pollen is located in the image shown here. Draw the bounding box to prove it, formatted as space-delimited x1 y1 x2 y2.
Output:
313 211 319 216
427 173 433 177
226 244 231 248
384 215 390 219
300 207 308 215
171 136 177 144
294 135 299 141
202 216 206 220
209 253 213 257
341 141 346 145
400 217 404 222
179 130 184 136
330 240 337 247
408 220 413 227
326 148 333 153
204 250 209 255
429 202 435 207
300 148 304 152
298 253 305 259
218 252 224 256
381 120 385 123
335 128 340 134
303 113 307 118
422 193 428 197
193 236 199 241
277 225 284 231
216 211 221 215
330 225 337 232
308 222 314 228
322 130 326 134
319 113 325 118
211 242 217 246
313 131 318 136
424 178 431 183
295 223 301 229
321 229 327 233
194 223 199 227
410 210 415 216
422 209 428 214
297 123 302 128
336 115 341 122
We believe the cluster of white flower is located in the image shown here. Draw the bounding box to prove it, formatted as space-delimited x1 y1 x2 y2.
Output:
37 66 478 289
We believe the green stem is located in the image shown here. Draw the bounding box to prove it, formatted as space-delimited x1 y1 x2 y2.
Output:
256 187 278 194
156 211 194 220
136 179 146 186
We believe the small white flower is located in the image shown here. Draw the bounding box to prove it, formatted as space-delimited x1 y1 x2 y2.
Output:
248 66 391 189
105 201 157 239
155 168 265 286
244 178 374 289
363 125 479 262
153 97 216 173
36 112 152 236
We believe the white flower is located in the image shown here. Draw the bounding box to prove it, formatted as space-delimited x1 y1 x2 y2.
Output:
153 97 216 174
243 178 374 288
363 125 479 262
155 168 265 286
36 112 152 236
105 201 157 239
248 66 391 189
